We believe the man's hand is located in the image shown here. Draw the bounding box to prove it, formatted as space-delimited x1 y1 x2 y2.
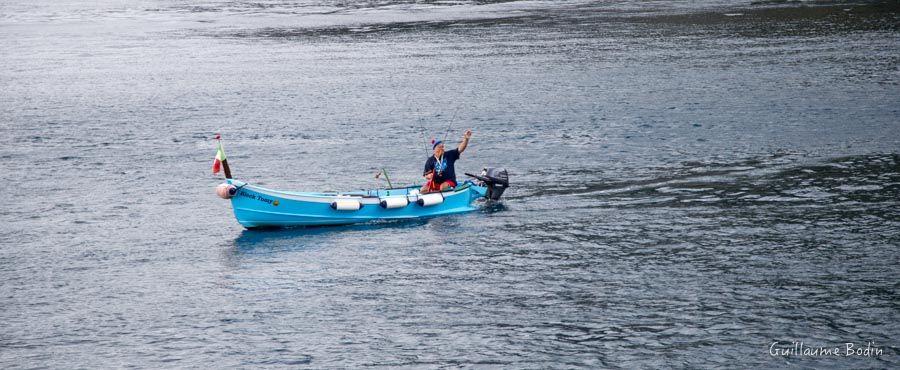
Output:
458 129 473 153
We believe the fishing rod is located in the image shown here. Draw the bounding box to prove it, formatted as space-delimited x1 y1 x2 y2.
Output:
374 168 394 189
420 109 431 159
409 106 431 158
441 106 461 143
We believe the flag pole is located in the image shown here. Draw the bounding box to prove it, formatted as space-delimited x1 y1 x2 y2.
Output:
215 134 233 179
222 157 232 180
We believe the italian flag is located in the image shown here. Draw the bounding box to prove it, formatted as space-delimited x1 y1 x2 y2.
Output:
212 136 226 175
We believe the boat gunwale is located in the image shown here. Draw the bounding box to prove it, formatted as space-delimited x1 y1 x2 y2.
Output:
229 180 477 203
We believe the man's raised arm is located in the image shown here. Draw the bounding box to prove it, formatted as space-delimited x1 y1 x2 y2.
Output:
458 129 473 154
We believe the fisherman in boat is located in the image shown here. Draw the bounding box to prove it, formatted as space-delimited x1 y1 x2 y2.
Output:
422 129 472 193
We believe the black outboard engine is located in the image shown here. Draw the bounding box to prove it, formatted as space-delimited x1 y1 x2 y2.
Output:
465 167 509 201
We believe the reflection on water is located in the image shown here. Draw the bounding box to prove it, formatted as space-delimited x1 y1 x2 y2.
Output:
232 218 431 252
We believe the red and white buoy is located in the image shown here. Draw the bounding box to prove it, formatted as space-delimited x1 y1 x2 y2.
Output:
216 183 237 199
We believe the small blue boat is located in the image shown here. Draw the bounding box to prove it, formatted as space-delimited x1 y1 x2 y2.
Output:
218 168 509 228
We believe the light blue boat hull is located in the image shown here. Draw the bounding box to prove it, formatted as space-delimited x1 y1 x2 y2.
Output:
225 179 488 228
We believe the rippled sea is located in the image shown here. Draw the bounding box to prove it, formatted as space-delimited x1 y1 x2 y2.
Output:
2 0 899 368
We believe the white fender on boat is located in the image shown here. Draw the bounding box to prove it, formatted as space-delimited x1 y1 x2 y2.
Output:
416 193 444 206
380 197 409 209
216 183 237 199
331 198 362 211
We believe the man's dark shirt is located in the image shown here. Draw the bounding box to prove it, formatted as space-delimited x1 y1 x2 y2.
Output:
424 148 460 184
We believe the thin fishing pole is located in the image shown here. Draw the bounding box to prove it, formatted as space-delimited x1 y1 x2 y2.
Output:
418 108 430 159
442 106 461 143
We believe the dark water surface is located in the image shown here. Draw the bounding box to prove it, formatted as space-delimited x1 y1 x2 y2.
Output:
2 0 899 368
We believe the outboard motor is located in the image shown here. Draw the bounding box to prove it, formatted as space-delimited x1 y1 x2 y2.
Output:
466 167 509 201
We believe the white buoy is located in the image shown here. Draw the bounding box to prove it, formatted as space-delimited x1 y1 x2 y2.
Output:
380 197 409 209
416 193 444 206
331 198 362 211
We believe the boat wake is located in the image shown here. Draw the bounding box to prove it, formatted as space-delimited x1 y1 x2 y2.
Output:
517 153 900 210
